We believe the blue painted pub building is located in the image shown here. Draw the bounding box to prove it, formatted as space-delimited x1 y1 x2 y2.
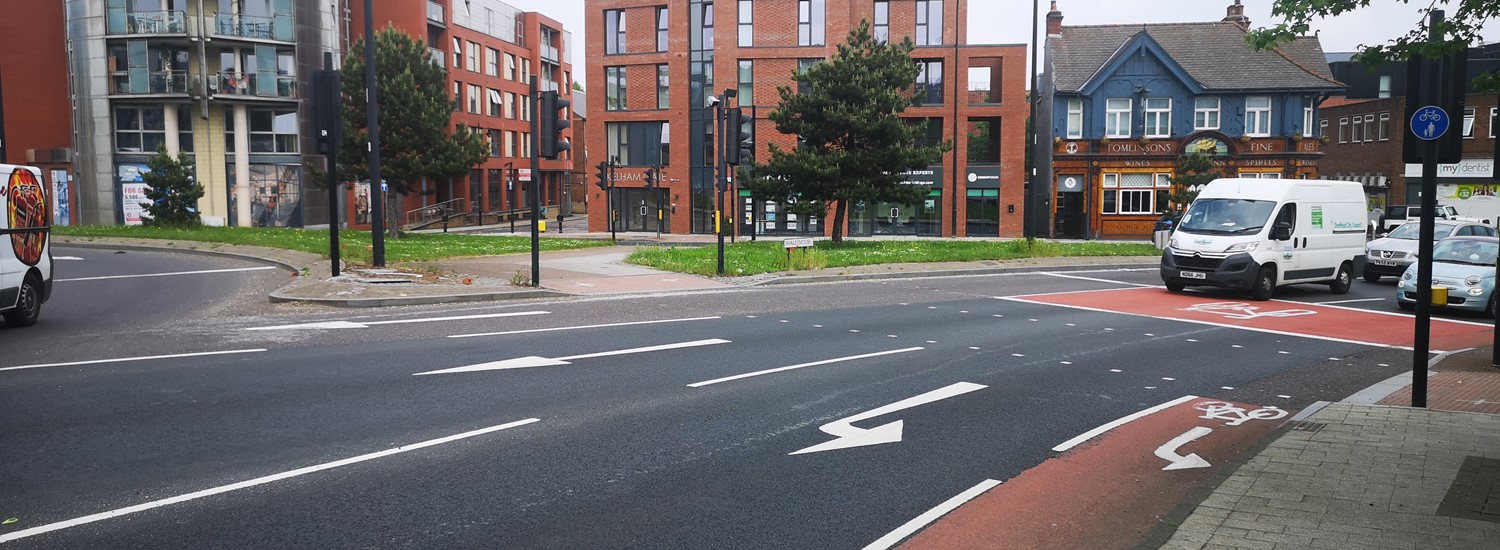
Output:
1036 1 1345 239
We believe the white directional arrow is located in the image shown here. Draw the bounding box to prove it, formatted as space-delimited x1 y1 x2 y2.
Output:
1155 426 1213 470
246 311 548 331
413 339 732 375
790 382 987 455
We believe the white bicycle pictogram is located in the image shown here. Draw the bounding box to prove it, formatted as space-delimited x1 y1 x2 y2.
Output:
1194 400 1288 426
1418 109 1443 122
1181 302 1317 320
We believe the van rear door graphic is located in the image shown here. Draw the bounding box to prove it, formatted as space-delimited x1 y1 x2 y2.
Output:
5 168 49 266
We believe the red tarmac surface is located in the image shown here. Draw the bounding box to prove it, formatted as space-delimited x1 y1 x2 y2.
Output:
1005 287 1493 352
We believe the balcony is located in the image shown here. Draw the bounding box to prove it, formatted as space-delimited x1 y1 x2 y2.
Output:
107 10 187 35
207 72 298 100
541 44 560 64
111 70 192 95
427 1 445 25
428 47 447 70
213 13 291 42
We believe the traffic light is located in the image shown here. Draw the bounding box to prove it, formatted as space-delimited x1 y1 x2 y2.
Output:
643 166 657 189
724 107 753 165
539 90 571 159
594 161 609 190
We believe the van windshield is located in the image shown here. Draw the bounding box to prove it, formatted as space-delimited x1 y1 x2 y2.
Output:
1178 198 1276 235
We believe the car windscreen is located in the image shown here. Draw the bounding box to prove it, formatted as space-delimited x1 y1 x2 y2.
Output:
1177 198 1276 235
1387 222 1458 240
1433 239 1499 266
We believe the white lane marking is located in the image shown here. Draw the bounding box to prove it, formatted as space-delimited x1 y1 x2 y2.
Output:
58 266 279 282
1052 395 1199 452
1319 298 1387 304
415 339 731 375
863 479 1003 550
790 382 988 455
997 296 1440 352
0 418 539 543
994 286 1142 300
447 316 721 338
54 256 85 261
1038 272 1156 287
1156 427 1213 470
246 311 549 331
0 349 266 373
688 347 925 388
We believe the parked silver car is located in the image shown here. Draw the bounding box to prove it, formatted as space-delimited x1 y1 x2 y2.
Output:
1364 220 1497 282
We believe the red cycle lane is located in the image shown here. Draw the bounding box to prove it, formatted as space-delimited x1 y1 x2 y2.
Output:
896 397 1289 550
1002 287 1492 352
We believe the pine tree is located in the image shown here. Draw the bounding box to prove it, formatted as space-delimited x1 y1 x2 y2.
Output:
140 146 204 227
1169 150 1222 214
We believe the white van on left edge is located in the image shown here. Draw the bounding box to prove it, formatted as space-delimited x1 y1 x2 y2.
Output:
0 163 53 327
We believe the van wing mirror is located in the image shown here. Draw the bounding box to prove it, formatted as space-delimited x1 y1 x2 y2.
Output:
1271 221 1293 240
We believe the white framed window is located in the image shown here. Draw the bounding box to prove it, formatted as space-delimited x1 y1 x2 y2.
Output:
1101 173 1118 214
485 48 498 77
1303 105 1315 137
1193 97 1219 130
1320 119 1328 140
1244 96 1271 136
1464 107 1476 138
1378 75 1392 99
466 41 479 72
1363 114 1375 142
1105 98 1131 138
1490 108 1498 139
1351 114 1363 142
1238 172 1278 179
1143 98 1170 137
1379 112 1390 141
1338 117 1348 143
1065 99 1082 139
1101 173 1163 215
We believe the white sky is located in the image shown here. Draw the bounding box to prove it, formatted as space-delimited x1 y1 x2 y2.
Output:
502 0 1466 87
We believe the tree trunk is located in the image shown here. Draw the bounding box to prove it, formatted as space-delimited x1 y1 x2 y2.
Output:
386 190 400 239
831 199 847 243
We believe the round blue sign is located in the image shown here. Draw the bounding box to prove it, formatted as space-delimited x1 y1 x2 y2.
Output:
1410 105 1450 141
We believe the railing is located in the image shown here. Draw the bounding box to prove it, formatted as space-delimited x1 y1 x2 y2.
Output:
213 13 285 41
426 1 445 24
428 47 446 70
111 70 191 95
966 80 1000 105
406 198 467 228
208 72 297 99
109 10 187 35
540 44 560 63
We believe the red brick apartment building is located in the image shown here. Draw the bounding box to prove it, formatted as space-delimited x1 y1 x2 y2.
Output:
352 0 576 229
584 0 1027 237
0 2 74 224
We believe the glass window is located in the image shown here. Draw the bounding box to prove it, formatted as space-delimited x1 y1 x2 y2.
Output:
453 81 461 113
873 0 889 43
913 60 943 106
248 109 296 153
468 84 480 113
1363 114 1375 142
452 37 461 67
1105 98 1131 138
738 60 753 106
702 3 714 50
1065 99 1082 139
658 7 669 52
1144 98 1170 138
114 106 167 153
1303 105 1315 137
1351 114 1363 142
485 48 498 77
505 54 516 80
657 64 670 109
466 41 478 72
606 66 626 111
1245 96 1271 136
1378 75 1392 99
798 0 824 46
915 0 943 46
1193 97 1219 130
738 1 752 47
1320 119 1327 140
1464 107 1476 138
605 121 670 166
605 9 625 54
505 92 516 119
1491 108 1498 139
487 88 501 117
1338 117 1348 143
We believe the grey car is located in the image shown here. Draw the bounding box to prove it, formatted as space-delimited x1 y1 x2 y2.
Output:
1364 220 1497 282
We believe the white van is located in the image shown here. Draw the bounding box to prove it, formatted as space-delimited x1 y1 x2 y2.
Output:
1161 178 1367 300
1 164 53 326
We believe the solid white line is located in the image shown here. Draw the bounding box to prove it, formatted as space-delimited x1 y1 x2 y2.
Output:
995 286 1144 300
54 256 84 261
557 339 732 361
1052 395 1199 452
58 266 279 282
447 316 721 338
1037 272 1156 287
862 479 1003 550
246 311 549 331
1317 298 1388 305
0 349 267 372
0 418 539 543
687 347 925 388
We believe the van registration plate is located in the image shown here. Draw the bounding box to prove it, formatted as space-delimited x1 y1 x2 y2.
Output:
1180 270 1206 280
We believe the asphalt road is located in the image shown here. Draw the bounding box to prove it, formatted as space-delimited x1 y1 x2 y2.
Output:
0 267 1454 548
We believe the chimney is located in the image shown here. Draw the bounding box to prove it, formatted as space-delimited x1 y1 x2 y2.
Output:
1222 0 1251 29
1046 1 1063 36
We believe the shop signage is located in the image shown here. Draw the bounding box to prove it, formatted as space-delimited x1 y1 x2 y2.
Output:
898 167 942 186
1102 141 1178 154
1403 158 1495 178
1058 174 1084 193
965 166 1000 188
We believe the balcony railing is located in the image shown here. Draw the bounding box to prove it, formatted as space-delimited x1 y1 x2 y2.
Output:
107 10 187 35
213 13 290 41
967 80 1000 105
111 70 191 95
540 44 560 63
428 47 447 70
427 1 445 24
208 72 298 99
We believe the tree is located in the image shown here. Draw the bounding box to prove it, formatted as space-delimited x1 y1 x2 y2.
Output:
1169 150 1222 214
751 20 950 243
140 146 203 227
338 26 488 237
1248 1 1500 89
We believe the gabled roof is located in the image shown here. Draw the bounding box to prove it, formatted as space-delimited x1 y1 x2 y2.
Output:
1051 21 1343 93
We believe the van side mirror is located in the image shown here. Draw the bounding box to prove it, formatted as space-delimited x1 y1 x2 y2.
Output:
1271 222 1292 240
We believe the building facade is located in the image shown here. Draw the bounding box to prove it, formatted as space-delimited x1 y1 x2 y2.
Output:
351 0 576 230
1037 1 1344 240
583 0 1027 238
0 2 75 225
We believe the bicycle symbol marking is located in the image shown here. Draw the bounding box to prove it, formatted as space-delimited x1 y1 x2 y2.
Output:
1181 302 1317 320
1194 400 1288 426
1418 109 1442 122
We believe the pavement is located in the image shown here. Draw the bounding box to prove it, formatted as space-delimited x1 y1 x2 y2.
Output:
54 227 1500 548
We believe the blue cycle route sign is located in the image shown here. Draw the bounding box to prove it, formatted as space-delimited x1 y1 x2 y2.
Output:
1410 105 1450 141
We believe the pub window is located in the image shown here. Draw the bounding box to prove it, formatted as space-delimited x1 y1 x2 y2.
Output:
1143 98 1170 138
1303 106 1315 137
1065 99 1082 139
1194 97 1220 130
1244 96 1271 137
1105 98 1131 138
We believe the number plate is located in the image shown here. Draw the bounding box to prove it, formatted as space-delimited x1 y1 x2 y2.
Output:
1180 270 1206 280
1373 259 1399 266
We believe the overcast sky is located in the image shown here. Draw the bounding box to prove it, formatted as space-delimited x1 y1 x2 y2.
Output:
502 0 1462 87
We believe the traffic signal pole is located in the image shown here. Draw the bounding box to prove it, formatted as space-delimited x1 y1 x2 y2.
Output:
529 77 541 286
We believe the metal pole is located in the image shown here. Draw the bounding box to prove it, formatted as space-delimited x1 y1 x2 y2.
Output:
529 76 541 286
716 97 726 276
1412 10 1444 408
507 161 515 233
609 157 617 242
363 0 385 266
323 53 341 277
1026 0 1041 238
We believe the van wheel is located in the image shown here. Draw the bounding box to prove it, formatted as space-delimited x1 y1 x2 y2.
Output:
1329 262 1353 295
1363 272 1381 283
1398 301 1415 311
1249 266 1276 301
3 274 42 327
1165 281 1186 292
1487 296 1497 320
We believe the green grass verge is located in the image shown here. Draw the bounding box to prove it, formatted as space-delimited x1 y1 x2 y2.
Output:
53 225 610 264
626 239 1160 276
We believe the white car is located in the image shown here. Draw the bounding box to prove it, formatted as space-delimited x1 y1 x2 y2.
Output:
1364 220 1496 282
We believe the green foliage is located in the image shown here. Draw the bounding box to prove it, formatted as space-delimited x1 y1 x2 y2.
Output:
626 239 1159 277
338 27 489 236
755 20 951 243
1248 0 1500 91
1170 150 1222 213
140 147 204 227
